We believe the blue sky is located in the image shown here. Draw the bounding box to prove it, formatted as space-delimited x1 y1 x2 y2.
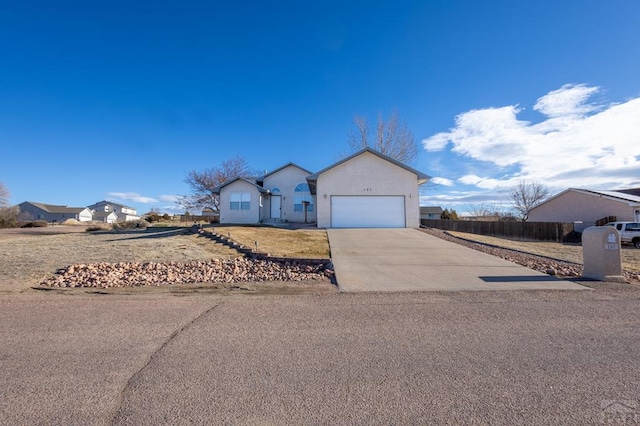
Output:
2 1 639 215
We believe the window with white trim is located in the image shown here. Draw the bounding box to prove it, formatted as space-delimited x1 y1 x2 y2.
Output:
230 192 251 210
293 183 313 212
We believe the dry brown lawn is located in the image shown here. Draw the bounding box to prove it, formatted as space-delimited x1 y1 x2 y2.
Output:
211 226 330 259
0 226 241 293
446 231 640 273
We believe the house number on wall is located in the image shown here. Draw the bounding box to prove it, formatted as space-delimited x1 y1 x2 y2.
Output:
363 187 373 192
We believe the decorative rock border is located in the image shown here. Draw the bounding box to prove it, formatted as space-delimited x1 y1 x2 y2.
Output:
40 258 333 288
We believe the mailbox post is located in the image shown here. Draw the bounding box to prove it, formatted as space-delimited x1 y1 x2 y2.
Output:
582 226 626 282
302 201 310 223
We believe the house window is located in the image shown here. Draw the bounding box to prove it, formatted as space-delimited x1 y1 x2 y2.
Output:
294 195 314 212
294 183 310 192
271 187 281 193
230 192 251 210
294 183 313 212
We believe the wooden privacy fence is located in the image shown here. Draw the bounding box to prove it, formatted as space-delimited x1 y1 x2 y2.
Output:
179 214 219 223
421 219 576 242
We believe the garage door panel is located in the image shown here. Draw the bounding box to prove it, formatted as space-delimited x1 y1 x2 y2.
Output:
331 196 405 228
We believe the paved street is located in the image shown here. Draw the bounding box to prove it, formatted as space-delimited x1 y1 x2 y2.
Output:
2 283 640 424
328 229 587 292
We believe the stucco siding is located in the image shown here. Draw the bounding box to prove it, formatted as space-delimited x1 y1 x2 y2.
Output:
263 165 315 223
218 180 262 224
528 190 638 230
315 151 420 228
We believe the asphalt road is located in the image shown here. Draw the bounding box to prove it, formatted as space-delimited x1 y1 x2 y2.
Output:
2 282 640 425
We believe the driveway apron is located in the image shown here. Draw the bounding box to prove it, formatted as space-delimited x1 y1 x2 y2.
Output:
327 228 588 292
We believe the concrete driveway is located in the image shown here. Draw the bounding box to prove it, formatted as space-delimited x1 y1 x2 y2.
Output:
328 228 587 292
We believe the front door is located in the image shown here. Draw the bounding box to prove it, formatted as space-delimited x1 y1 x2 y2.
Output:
270 195 281 219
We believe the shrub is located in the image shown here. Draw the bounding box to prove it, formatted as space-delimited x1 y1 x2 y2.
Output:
145 212 161 222
112 220 149 230
0 206 19 228
21 220 49 228
86 223 111 232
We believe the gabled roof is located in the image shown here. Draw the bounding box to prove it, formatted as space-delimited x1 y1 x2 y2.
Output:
212 177 270 195
256 162 312 183
306 148 430 193
530 188 640 212
616 187 640 197
88 200 136 210
420 206 443 215
580 189 640 203
20 201 89 214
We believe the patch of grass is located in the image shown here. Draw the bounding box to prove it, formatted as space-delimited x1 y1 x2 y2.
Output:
215 226 330 259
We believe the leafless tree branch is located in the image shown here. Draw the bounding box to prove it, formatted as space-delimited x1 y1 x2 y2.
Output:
181 155 255 212
347 109 419 164
0 182 9 209
509 180 550 221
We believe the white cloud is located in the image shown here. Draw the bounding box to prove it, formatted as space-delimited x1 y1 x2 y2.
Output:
107 192 158 204
533 83 600 117
430 176 455 186
458 174 512 190
422 84 640 192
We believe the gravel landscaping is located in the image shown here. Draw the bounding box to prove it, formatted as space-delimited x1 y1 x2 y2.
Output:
39 258 333 288
421 227 640 283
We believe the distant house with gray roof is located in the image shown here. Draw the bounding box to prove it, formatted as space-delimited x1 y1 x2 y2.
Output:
17 202 93 223
92 210 118 224
420 206 443 220
87 200 140 222
528 188 640 231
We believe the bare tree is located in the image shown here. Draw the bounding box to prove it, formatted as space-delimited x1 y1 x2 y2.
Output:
509 180 550 221
181 155 254 212
0 182 9 209
348 109 419 164
465 202 516 221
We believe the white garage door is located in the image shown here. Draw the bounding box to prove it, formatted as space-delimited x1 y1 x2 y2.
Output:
331 196 405 228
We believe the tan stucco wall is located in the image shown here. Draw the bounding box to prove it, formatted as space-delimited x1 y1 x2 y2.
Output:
219 180 262 224
263 165 316 223
528 190 639 230
315 151 420 228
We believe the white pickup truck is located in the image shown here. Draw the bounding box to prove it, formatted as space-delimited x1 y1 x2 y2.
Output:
604 222 640 248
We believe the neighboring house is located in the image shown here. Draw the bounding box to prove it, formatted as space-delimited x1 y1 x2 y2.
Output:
528 188 640 232
88 200 140 222
308 148 429 228
92 211 118 224
214 148 430 228
17 201 93 223
420 206 443 220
